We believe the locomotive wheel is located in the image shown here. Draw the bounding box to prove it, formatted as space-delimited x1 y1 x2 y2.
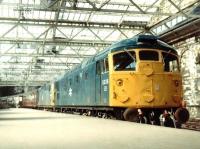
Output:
123 108 139 122
175 107 190 124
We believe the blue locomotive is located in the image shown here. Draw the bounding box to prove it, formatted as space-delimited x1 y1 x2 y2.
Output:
24 35 189 127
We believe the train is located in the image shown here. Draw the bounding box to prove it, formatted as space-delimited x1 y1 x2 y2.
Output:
21 34 189 127
19 91 37 108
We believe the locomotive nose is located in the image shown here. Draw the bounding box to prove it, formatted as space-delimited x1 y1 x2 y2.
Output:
175 107 190 124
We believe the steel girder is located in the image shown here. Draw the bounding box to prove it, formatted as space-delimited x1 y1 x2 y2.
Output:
0 18 146 30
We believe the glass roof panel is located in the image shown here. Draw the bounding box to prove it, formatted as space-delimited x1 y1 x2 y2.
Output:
22 0 29 4
90 14 121 23
65 2 71 7
59 12 69 20
123 15 151 22
0 24 15 36
0 57 12 62
77 2 93 8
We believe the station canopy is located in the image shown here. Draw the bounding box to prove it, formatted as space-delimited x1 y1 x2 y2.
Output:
0 0 199 87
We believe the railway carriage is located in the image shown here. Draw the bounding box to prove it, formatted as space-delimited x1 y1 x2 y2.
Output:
37 84 51 108
20 90 38 108
24 35 189 127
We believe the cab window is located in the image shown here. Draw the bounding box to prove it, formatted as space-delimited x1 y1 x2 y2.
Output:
139 50 159 61
162 52 179 72
113 51 136 71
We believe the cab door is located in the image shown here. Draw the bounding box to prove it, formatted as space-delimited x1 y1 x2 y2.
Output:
101 58 109 105
95 58 109 105
95 61 102 105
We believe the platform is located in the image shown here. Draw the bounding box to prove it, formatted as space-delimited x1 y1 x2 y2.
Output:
0 108 200 149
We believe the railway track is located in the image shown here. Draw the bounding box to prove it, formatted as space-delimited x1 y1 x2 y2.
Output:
182 118 200 131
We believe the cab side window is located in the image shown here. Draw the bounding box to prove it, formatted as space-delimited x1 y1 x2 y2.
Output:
113 51 136 71
96 58 109 75
102 58 109 73
162 52 179 72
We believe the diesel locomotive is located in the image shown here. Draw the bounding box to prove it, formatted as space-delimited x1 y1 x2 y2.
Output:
22 35 189 127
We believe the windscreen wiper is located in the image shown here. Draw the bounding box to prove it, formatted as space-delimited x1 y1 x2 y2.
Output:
122 48 136 62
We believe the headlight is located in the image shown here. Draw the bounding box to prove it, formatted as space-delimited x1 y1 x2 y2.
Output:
116 79 123 86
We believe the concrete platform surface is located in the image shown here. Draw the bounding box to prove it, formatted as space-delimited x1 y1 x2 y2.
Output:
0 108 200 149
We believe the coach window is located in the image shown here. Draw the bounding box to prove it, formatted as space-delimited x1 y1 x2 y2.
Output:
113 51 136 71
139 50 159 61
162 52 179 72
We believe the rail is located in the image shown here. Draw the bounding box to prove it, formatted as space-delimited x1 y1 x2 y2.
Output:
182 118 200 131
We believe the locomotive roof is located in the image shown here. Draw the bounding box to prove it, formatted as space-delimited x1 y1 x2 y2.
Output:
53 35 177 83
96 35 177 59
